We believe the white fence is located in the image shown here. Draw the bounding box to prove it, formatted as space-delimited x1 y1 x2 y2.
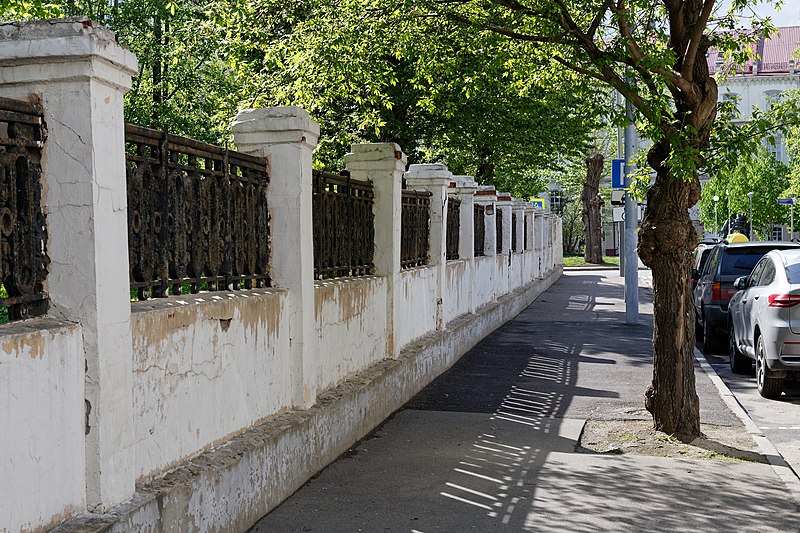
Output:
0 18 562 532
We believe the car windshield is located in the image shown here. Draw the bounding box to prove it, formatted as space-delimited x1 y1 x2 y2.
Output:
720 249 776 275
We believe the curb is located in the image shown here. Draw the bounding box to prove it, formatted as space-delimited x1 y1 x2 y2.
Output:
694 348 800 504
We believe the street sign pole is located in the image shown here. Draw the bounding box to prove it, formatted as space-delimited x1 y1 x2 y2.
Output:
623 88 639 325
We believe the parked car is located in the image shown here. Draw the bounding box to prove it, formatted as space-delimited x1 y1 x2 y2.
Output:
691 243 715 291
729 249 800 398
694 241 800 354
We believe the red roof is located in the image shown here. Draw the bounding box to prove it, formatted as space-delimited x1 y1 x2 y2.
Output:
707 26 800 76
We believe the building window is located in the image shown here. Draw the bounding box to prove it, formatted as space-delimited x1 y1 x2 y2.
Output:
764 90 783 112
766 135 786 163
549 190 563 214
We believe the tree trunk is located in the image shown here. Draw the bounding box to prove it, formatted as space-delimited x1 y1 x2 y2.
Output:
639 141 702 436
582 152 604 263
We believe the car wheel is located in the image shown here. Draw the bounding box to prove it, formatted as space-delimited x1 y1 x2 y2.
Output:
756 335 784 399
702 312 721 354
729 324 751 374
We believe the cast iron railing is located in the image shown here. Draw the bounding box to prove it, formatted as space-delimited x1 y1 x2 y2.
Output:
496 207 504 253
524 214 529 250
0 97 48 321
312 170 375 279
446 196 461 260
125 125 270 299
512 211 518 252
401 189 431 268
474 204 485 257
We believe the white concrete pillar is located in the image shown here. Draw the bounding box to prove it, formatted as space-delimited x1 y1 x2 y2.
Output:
555 216 564 266
0 18 138 510
524 207 535 252
512 200 527 254
475 187 497 257
232 106 319 408
345 143 405 355
405 163 452 329
452 176 478 260
534 207 545 278
523 206 536 283
496 193 513 255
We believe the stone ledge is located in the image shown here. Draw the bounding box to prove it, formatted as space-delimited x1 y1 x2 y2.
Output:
53 267 561 533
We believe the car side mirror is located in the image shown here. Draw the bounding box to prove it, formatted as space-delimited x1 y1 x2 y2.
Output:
734 276 748 290
691 268 700 279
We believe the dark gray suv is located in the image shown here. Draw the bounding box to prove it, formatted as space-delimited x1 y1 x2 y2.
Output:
694 241 800 353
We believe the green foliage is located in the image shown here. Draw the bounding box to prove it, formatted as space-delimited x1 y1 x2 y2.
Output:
237 0 601 178
699 146 791 238
0 1 63 20
3 0 601 185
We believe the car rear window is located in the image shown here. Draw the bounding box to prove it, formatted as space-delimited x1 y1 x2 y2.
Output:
785 263 800 283
720 247 797 276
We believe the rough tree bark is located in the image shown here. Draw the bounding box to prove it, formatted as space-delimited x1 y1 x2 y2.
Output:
638 29 718 436
582 152 604 263
639 143 702 436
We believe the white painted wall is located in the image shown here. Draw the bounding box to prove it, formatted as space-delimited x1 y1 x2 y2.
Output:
314 276 389 391
0 320 86 532
444 260 471 324
472 256 498 311
130 290 291 480
396 266 440 348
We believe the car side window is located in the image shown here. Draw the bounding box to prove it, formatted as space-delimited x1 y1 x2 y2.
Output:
703 248 720 278
758 260 776 286
749 260 766 286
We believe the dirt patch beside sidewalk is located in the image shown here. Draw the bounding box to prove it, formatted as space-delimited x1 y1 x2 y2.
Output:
578 419 768 464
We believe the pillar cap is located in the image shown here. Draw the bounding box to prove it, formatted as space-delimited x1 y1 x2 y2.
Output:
0 17 138 89
232 106 319 150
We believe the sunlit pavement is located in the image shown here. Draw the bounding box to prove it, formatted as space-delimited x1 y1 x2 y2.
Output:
250 270 799 532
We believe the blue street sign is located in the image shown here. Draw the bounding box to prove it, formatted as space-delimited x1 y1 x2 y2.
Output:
611 158 625 189
778 198 797 205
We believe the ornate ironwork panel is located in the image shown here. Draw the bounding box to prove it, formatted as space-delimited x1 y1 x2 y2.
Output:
474 204 485 257
0 97 48 321
125 124 270 299
496 206 504 253
312 170 375 279
401 189 431 269
512 211 518 252
446 196 461 260
524 215 529 250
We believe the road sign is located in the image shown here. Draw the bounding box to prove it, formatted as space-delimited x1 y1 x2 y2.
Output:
612 205 644 223
611 158 625 188
611 189 625 206
778 198 797 205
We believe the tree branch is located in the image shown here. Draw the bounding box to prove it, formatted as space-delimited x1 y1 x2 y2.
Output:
444 12 573 43
682 0 716 81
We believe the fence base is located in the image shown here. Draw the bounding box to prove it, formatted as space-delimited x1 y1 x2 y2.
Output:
52 267 562 533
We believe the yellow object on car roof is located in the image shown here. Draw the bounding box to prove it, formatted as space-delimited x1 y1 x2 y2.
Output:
726 232 749 243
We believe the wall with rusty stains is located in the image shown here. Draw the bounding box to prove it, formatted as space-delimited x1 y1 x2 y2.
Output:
472 255 497 311
443 260 471 323
396 266 439 348
129 289 291 481
0 319 86 532
508 251 525 292
314 276 388 391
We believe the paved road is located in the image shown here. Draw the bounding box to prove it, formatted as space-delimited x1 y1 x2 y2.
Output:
702 348 800 479
250 270 799 532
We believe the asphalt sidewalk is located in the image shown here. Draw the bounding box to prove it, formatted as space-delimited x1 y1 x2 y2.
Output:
251 270 800 532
